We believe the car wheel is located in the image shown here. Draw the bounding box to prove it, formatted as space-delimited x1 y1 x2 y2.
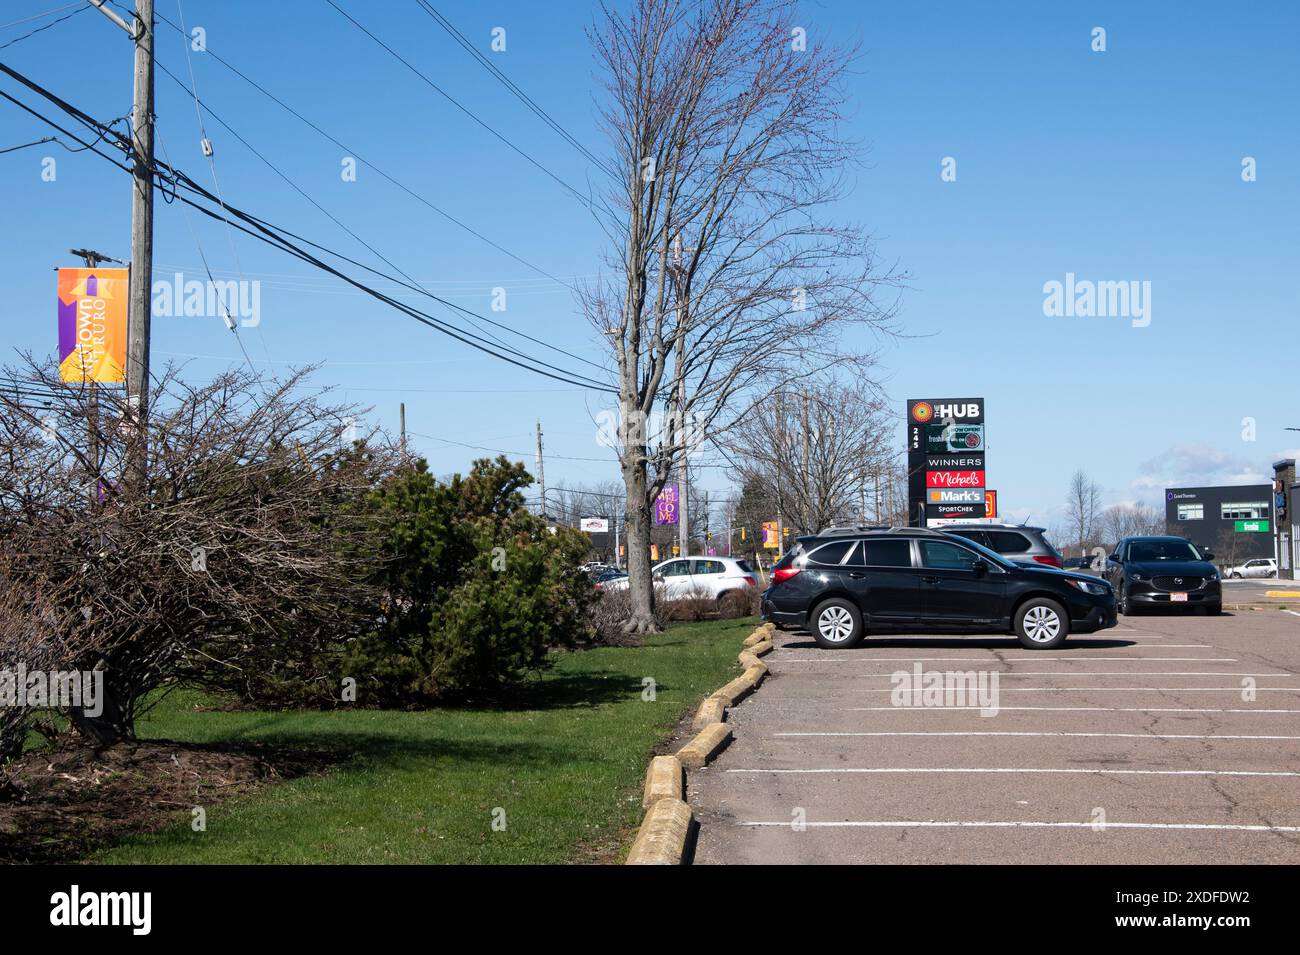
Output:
1117 584 1133 616
1231 572 1242 579
1015 598 1070 649
1205 603 1223 616
810 598 864 649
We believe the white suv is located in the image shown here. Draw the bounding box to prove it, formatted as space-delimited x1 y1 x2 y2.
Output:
601 556 758 602
1224 557 1277 579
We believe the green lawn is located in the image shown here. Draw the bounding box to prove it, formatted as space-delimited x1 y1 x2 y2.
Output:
95 617 753 864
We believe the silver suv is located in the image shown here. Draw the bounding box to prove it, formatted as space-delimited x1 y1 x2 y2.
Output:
942 523 1063 568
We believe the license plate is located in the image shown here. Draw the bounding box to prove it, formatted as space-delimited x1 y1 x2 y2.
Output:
1170 592 1188 602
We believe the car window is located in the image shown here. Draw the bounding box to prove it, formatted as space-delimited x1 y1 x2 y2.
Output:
920 539 982 570
985 531 1032 554
806 541 854 566
854 539 913 567
692 559 725 575
1128 540 1202 562
658 560 691 577
736 559 755 573
946 529 990 548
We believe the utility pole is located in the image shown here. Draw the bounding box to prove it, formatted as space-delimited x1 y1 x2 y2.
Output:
398 402 407 463
703 489 710 553
670 232 693 559
535 418 546 520
126 0 154 483
801 391 811 532
88 0 154 484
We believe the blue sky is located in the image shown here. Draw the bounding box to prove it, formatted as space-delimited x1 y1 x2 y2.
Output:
2 0 1297 528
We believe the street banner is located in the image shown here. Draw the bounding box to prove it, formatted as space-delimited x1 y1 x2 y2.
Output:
58 267 128 383
761 521 780 549
654 484 679 525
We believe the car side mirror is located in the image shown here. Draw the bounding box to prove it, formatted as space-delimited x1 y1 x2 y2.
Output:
1109 555 1122 564
1203 551 1215 561
653 573 664 582
972 559 988 578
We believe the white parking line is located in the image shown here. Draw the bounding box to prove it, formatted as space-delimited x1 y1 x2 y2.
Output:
736 820 1300 832
774 731 1300 740
773 656 1237 662
850 672 1292 678
726 767 1300 777
854 687 1300 692
846 706 1300 713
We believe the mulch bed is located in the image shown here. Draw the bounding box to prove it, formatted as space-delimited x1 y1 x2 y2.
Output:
0 737 337 863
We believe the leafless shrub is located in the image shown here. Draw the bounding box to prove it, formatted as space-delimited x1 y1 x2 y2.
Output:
0 358 397 745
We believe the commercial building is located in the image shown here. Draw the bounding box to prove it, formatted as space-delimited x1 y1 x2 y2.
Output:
1164 484 1274 565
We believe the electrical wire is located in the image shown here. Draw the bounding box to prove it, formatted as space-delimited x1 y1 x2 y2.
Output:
321 0 615 221
412 0 618 182
112 0 580 291
0 3 87 50
0 63 617 393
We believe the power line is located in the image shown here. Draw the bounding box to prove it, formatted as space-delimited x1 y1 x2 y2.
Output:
412 1 618 182
0 69 617 393
118 0 580 291
0 3 87 50
408 430 616 463
152 57 524 363
152 56 606 371
321 0 614 221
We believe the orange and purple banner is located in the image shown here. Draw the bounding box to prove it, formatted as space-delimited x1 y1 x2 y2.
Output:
58 267 128 383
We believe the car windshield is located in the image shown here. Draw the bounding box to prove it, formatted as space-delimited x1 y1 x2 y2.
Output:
938 533 1014 569
1128 540 1202 562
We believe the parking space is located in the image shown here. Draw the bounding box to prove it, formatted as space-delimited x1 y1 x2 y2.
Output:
690 610 1300 864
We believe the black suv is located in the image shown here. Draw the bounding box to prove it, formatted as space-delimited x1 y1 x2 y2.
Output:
762 528 1116 650
1103 536 1222 615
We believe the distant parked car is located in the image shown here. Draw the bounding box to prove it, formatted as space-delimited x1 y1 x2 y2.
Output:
592 568 627 589
1103 536 1221 615
1224 557 1277 579
943 523 1064 568
599 556 757 603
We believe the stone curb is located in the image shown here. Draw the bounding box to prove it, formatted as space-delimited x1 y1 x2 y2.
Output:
625 623 773 865
625 798 694 865
642 754 684 808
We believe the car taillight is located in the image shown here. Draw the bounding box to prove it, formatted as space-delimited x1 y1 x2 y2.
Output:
743 575 757 587
1033 555 1063 568
772 566 801 584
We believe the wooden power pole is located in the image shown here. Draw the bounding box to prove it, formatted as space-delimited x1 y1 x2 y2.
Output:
126 0 154 481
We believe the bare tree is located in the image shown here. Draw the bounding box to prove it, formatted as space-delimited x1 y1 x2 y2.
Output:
1064 469 1104 553
0 359 396 745
726 380 892 535
583 0 903 631
1100 502 1164 547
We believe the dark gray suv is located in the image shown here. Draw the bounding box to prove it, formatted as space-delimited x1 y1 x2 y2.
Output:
942 523 1063 568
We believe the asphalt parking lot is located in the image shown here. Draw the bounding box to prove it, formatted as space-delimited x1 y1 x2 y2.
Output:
690 608 1300 864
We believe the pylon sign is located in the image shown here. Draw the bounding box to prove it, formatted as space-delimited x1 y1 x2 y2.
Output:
907 398 986 526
